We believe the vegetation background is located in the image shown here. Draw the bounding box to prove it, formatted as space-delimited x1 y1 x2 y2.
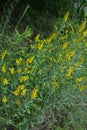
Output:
0 0 87 130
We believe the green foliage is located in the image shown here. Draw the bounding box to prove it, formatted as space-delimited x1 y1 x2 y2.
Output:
0 12 87 130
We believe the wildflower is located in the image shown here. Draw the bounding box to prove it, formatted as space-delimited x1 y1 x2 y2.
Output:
79 85 87 92
76 77 84 83
3 78 8 85
12 89 19 96
17 84 24 91
65 50 75 60
19 76 28 83
85 42 87 47
82 29 87 38
46 33 57 43
59 35 68 41
62 41 69 50
16 57 22 65
24 67 29 74
52 81 59 87
37 42 43 50
26 55 34 64
34 34 40 42
30 87 38 99
66 66 74 77
17 68 21 73
12 85 24 96
2 96 7 103
78 21 87 32
2 64 6 73
63 11 70 22
20 89 27 97
74 61 83 67
0 50 7 60
9 67 14 74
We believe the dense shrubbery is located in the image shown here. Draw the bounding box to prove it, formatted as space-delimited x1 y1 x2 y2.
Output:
0 12 87 129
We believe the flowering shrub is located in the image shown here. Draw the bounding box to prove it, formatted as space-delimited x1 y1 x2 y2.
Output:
0 12 87 129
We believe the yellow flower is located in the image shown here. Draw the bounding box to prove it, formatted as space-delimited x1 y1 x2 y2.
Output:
0 50 7 60
24 67 29 74
3 78 8 85
16 57 22 65
37 42 43 50
9 67 14 74
59 35 68 41
66 66 74 77
46 33 57 43
30 87 38 99
65 51 75 60
17 85 24 91
79 85 87 92
85 42 87 47
20 89 27 97
52 81 59 87
74 61 83 67
34 34 40 42
17 68 21 73
63 11 70 22
12 89 19 96
2 64 6 73
2 96 7 103
78 21 87 32
82 29 87 38
26 55 34 64
76 77 84 83
12 85 24 96
19 76 28 83
62 41 69 50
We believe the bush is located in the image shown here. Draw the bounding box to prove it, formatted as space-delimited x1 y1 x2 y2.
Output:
0 12 87 130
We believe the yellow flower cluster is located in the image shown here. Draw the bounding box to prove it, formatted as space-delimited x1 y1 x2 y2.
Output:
65 50 75 60
26 55 34 64
19 76 28 83
2 64 6 73
35 33 57 50
37 42 44 50
82 29 87 38
34 34 40 42
17 68 21 73
16 57 22 65
66 66 74 77
78 21 87 32
74 61 83 67
0 50 7 60
79 85 87 92
2 96 7 103
63 11 70 22
59 34 68 41
3 78 8 85
9 67 14 74
30 87 38 99
12 85 27 97
62 41 69 50
76 77 84 83
52 81 59 87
